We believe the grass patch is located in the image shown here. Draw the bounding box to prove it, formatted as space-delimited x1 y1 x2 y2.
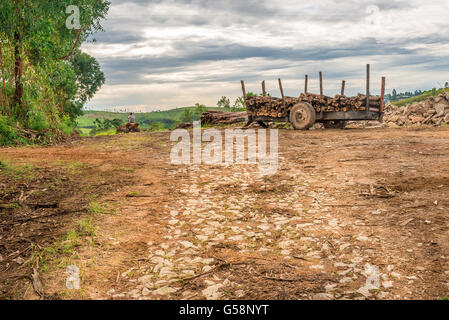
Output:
93 128 117 136
126 191 139 197
68 161 86 171
5 202 20 209
274 122 291 129
32 216 98 273
78 217 97 237
77 128 92 137
87 201 114 215
0 158 36 182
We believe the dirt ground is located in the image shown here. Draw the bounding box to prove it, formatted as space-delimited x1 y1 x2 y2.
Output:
1 127 448 300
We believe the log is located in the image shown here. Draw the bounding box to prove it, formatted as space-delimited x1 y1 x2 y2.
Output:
201 111 247 125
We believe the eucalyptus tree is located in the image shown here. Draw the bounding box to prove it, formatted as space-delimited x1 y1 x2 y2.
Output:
0 0 109 122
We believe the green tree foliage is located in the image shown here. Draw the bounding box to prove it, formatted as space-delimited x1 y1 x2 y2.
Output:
0 1 109 144
90 118 122 135
217 96 230 109
180 103 206 122
391 89 397 100
68 50 105 119
385 89 424 102
180 109 193 122
232 97 246 111
93 118 123 131
142 118 176 130
195 103 206 115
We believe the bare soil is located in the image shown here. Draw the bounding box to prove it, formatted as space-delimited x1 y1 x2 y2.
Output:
1 128 448 300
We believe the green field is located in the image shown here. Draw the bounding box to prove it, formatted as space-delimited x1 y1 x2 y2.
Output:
76 106 230 136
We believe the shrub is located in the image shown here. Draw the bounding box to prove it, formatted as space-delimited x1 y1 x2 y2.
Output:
180 109 194 122
27 109 49 131
180 104 206 122
59 115 76 135
0 116 21 146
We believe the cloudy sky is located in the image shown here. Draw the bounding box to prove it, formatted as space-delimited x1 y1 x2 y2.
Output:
82 0 449 112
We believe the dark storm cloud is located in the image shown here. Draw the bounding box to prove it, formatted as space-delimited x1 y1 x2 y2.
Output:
94 0 420 52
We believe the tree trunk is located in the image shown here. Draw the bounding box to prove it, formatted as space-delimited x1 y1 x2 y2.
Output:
12 31 24 117
0 42 9 114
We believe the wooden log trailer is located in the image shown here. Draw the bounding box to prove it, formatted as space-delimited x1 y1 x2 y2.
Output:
242 64 386 130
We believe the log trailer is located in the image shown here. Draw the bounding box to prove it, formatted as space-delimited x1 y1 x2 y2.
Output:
241 64 386 130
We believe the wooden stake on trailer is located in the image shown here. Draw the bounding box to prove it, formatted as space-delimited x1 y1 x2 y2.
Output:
305 74 308 94
241 80 253 127
241 80 247 105
262 80 266 97
341 80 346 96
380 76 386 113
278 78 286 106
366 64 370 113
319 72 323 97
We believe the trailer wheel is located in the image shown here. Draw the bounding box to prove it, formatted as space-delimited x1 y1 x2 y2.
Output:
289 103 316 130
323 120 347 129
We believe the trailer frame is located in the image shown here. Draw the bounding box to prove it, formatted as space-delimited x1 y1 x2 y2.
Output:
242 65 386 129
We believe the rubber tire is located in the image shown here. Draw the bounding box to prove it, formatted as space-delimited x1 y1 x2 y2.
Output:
289 102 316 130
323 121 347 129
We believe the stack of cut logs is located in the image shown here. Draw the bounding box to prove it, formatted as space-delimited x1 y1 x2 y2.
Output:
245 96 298 118
200 110 247 125
246 93 382 117
300 93 382 112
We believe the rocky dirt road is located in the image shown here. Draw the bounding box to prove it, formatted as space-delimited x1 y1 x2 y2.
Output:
1 127 449 300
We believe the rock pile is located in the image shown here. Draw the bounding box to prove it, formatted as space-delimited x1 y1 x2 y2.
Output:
382 92 449 127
